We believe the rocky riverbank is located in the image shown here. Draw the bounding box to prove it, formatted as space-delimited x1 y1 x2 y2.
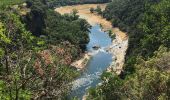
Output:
107 29 128 75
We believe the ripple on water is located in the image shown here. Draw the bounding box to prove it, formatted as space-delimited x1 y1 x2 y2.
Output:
72 71 102 91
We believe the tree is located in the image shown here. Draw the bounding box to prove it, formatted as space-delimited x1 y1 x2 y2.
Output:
0 12 35 100
71 9 79 20
96 5 102 15
90 7 94 13
24 0 47 36
0 0 90 99
0 11 79 99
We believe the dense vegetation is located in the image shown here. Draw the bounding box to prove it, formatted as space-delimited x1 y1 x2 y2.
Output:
103 0 170 64
0 0 24 8
87 0 170 99
0 0 90 99
24 0 90 50
1 0 170 99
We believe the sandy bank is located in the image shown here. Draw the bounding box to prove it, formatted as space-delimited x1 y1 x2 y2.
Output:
55 4 128 73
71 53 91 69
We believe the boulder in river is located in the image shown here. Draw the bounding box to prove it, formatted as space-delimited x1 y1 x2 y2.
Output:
92 45 100 50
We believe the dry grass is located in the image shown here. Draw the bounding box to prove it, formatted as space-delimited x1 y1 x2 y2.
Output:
55 4 128 40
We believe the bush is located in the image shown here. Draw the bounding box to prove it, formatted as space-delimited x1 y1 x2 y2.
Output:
90 7 94 13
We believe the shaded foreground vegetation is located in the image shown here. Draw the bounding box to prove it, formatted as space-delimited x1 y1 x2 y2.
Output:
0 0 24 9
87 0 170 99
0 0 91 99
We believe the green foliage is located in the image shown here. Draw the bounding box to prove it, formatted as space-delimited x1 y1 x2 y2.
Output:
24 0 90 51
24 0 47 36
0 0 24 9
0 48 4 57
103 0 170 74
0 11 80 99
72 9 78 15
0 22 11 44
0 10 37 99
96 5 102 14
0 0 91 99
0 12 36 51
90 6 103 15
108 30 115 39
44 10 90 50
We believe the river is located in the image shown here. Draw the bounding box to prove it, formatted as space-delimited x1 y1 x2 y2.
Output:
56 4 128 99
69 25 113 99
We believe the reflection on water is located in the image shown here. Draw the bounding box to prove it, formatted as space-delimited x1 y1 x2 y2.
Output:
70 25 113 99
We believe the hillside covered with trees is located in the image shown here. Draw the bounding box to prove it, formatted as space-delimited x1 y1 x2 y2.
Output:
87 0 170 99
0 0 170 100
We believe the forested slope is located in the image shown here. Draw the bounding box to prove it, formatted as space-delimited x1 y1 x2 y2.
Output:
103 0 170 74
87 0 170 99
0 0 90 99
